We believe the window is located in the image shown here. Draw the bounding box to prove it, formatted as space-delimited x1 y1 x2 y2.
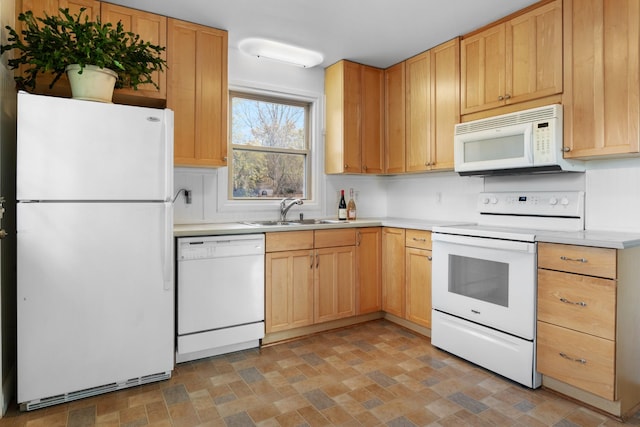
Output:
230 92 310 199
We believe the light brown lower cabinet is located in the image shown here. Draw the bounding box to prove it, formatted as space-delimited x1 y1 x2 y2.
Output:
405 230 432 328
356 228 382 314
265 229 356 333
382 227 405 317
536 242 640 419
382 227 433 329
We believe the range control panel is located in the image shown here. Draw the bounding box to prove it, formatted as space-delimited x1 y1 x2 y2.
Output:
478 191 584 218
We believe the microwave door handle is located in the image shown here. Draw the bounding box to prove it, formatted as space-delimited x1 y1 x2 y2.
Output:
524 125 534 164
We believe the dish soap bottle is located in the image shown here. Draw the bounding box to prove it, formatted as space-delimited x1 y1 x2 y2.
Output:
338 189 347 220
347 188 357 220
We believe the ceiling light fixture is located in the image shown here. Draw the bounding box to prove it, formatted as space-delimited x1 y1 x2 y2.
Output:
238 37 324 68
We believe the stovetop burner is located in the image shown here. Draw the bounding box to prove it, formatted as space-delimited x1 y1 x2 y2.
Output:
433 191 585 241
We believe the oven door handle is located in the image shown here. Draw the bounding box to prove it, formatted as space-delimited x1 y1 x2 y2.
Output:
432 233 535 253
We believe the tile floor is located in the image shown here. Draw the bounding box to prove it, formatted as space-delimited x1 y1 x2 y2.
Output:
1 320 639 427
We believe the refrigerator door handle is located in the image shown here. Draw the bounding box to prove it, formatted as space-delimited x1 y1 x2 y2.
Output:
163 202 173 291
163 110 175 202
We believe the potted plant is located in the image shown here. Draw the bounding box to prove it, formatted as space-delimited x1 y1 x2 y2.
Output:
0 7 167 102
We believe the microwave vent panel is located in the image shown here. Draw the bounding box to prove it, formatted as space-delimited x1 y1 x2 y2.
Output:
455 104 561 135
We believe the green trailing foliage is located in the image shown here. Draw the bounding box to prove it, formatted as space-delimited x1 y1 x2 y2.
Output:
0 8 167 91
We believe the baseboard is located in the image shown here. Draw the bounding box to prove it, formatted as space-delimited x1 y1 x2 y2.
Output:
383 313 431 338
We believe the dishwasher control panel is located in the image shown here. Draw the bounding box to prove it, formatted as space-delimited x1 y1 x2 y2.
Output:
177 234 265 260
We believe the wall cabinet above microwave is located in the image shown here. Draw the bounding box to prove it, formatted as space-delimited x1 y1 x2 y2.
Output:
460 0 563 115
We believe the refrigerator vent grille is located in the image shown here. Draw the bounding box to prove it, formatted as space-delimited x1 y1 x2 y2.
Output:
20 372 171 411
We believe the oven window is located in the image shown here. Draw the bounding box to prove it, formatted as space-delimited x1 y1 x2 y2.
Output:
448 255 508 307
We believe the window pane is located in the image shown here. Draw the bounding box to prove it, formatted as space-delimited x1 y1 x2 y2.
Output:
232 97 306 149
232 150 306 199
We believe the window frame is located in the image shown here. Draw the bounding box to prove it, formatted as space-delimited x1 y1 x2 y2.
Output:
216 81 324 214
228 91 311 200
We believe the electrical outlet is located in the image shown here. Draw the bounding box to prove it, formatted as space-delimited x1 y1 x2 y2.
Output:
436 192 442 203
355 191 360 202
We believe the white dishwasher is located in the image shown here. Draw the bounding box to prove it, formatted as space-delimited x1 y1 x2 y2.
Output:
176 234 265 363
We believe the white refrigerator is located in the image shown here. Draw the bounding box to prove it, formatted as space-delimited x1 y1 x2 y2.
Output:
16 92 175 410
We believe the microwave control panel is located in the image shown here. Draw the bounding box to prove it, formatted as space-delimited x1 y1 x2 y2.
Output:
532 120 556 164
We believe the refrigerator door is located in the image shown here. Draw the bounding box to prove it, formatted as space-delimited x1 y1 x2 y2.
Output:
17 92 173 201
17 202 174 404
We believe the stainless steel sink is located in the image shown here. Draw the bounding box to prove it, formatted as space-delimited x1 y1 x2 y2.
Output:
241 219 346 226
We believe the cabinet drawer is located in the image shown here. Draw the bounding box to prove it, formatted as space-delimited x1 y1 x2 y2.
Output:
537 321 615 400
538 243 616 279
314 229 356 248
266 231 314 252
405 229 432 250
537 269 616 340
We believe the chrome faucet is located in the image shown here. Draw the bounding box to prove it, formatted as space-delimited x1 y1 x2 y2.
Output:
280 197 303 221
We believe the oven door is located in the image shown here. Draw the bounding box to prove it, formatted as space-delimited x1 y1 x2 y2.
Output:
432 232 536 340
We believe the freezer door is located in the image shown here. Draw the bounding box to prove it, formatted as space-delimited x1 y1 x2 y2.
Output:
17 92 173 201
17 202 174 404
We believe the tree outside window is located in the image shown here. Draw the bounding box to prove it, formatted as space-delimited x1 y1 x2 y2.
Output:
230 92 310 199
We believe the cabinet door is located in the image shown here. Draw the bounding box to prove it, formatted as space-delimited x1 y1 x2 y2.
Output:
101 3 167 104
430 38 459 171
266 250 314 333
405 247 432 328
356 228 382 314
506 0 562 105
563 0 640 158
16 0 100 97
361 65 384 174
382 227 405 317
405 51 431 172
384 62 406 173
314 246 356 323
461 24 506 114
168 19 228 167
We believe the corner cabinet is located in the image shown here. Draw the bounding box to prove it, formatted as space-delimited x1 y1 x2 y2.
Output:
356 227 382 314
167 18 228 167
325 60 384 174
384 62 406 174
536 242 640 420
461 0 562 115
100 3 167 105
562 0 640 158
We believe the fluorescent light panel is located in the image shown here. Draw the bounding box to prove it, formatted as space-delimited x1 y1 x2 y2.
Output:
238 37 324 68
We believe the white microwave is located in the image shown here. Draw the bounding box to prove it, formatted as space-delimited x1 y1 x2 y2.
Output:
454 104 583 176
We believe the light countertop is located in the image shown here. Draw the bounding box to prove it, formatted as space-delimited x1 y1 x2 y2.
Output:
174 218 640 249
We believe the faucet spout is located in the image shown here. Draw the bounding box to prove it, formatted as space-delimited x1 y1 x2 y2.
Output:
280 198 303 221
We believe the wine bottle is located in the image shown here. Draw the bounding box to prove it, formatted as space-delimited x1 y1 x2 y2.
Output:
338 189 347 220
347 188 357 220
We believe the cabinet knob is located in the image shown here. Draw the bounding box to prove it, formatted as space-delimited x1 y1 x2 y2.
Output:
363 165 368 171
561 147 571 152
344 164 349 169
427 255 433 261
0 229 7 239
223 156 228 162
504 94 511 100
498 95 504 101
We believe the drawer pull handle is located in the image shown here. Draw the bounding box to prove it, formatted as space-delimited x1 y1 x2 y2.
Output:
560 256 588 263
560 297 587 307
559 352 587 364
310 253 314 269
412 237 427 242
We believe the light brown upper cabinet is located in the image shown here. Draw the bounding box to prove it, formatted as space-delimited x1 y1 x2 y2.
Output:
461 0 562 115
100 3 167 106
325 60 384 174
562 0 640 158
406 37 459 172
15 0 101 98
167 18 228 167
384 62 406 174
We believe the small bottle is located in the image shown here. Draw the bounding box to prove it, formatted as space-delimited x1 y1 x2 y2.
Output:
347 188 357 220
338 189 347 220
